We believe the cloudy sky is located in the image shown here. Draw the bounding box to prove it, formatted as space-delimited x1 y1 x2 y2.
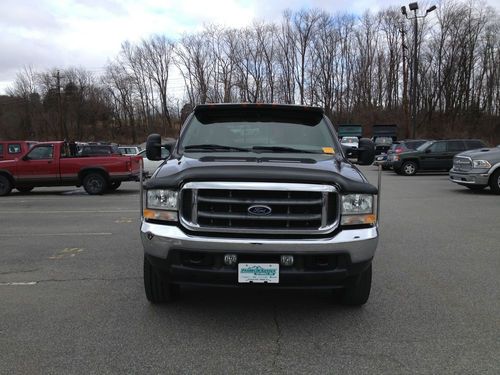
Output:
1 0 499 95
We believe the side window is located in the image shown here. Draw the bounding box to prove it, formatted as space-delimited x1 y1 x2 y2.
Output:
27 145 54 160
428 142 446 153
465 140 485 149
447 141 465 152
0 144 3 159
8 143 21 154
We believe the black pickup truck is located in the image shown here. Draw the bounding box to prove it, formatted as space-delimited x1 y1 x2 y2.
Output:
140 104 379 306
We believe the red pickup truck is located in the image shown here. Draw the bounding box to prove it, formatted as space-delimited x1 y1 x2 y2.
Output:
0 141 141 196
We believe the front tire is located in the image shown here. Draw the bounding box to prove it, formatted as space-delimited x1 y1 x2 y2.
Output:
489 169 500 194
144 256 179 304
337 264 372 306
83 173 107 195
401 161 418 176
0 175 12 196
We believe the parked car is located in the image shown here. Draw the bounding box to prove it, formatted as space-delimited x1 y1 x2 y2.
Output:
119 146 141 155
373 136 393 155
392 139 487 176
340 136 359 148
340 136 359 158
0 140 37 161
449 145 500 194
383 139 429 170
138 148 170 177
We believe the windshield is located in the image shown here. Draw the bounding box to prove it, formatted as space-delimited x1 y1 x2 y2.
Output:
179 113 339 154
416 141 434 151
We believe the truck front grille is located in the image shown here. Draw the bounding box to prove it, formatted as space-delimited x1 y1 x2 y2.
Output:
453 156 472 172
180 182 338 235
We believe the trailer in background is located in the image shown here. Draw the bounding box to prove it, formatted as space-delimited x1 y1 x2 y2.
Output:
337 124 363 140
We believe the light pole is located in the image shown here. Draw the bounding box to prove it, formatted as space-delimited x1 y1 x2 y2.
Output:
401 2 436 139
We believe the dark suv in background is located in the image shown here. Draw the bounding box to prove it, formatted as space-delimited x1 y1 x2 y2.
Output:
392 139 487 176
383 139 429 170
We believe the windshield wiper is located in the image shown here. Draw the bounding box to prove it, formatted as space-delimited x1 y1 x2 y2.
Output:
251 146 319 154
184 144 250 152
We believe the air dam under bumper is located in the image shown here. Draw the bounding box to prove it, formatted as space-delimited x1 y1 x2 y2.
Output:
141 222 378 287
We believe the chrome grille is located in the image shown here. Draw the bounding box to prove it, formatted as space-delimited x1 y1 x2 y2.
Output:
453 156 472 172
180 182 339 235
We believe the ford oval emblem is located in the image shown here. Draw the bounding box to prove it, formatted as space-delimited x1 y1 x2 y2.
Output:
248 205 272 216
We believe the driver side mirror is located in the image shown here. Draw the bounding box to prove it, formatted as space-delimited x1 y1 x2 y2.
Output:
22 155 30 161
425 149 431 154
146 134 176 160
146 134 162 161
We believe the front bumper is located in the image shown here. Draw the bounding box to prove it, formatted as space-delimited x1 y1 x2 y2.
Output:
141 222 378 288
449 169 490 186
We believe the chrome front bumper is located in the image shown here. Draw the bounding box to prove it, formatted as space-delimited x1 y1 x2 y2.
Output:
449 170 490 185
140 221 378 264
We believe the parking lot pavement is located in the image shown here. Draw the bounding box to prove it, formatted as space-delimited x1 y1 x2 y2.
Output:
1 173 499 374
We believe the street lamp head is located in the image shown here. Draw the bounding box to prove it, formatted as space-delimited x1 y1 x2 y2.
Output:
401 6 407 16
426 5 437 14
409 2 419 11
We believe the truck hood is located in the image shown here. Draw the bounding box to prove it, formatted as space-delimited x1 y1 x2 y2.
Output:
147 153 377 194
456 147 500 159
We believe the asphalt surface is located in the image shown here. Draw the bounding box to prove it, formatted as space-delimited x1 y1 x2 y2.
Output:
1 167 499 374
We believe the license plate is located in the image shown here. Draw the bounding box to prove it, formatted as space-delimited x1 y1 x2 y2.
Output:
238 263 279 283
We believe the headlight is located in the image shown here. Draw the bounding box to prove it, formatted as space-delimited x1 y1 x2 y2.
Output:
147 189 178 210
342 194 373 214
144 189 178 222
472 160 491 169
341 194 376 226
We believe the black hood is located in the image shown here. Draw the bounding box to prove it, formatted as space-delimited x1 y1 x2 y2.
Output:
146 153 377 194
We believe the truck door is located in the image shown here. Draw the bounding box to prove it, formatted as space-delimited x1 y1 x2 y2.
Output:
16 144 59 185
420 141 447 170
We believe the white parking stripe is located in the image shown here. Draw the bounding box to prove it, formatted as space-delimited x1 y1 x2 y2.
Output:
0 282 37 286
0 232 112 237
1 210 136 214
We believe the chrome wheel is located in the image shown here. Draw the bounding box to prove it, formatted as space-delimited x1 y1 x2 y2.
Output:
402 161 417 176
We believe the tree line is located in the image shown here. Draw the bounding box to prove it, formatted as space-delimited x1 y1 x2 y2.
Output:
1 0 499 144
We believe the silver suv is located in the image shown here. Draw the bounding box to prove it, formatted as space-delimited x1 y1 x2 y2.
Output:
449 146 500 194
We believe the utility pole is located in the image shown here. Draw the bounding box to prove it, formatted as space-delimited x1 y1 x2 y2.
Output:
53 70 68 140
401 2 436 139
400 27 410 139
412 12 418 139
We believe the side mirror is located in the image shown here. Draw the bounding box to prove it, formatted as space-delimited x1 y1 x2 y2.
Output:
425 149 431 154
357 138 375 165
146 134 162 161
22 155 30 161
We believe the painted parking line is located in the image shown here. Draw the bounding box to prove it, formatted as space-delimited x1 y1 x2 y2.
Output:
0 210 137 214
0 282 38 286
0 232 112 237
